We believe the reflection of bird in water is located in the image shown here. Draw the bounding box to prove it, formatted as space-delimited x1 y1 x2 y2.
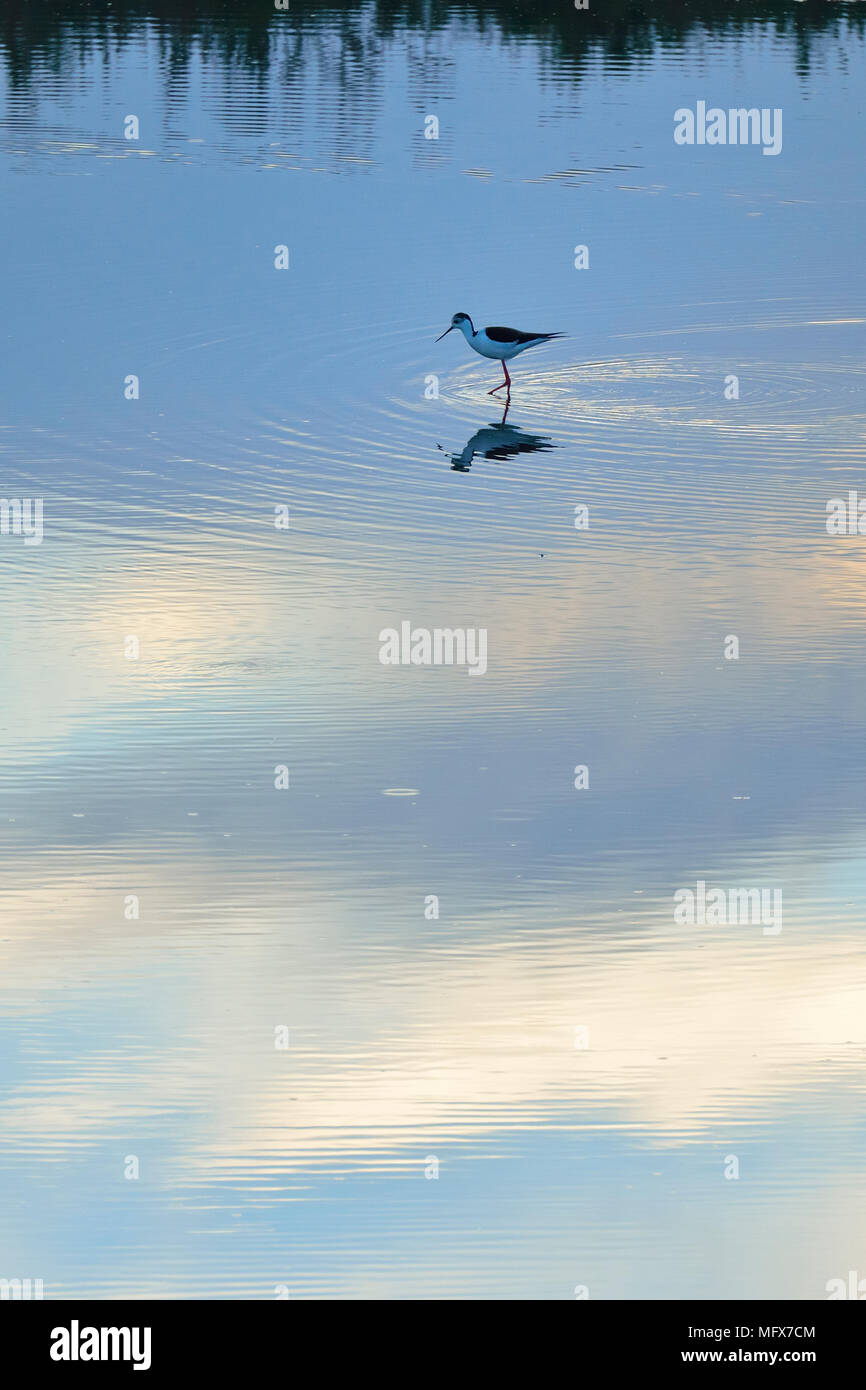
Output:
435 312 565 398
440 408 555 472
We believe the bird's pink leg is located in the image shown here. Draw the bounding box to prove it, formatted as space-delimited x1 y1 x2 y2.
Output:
488 360 512 395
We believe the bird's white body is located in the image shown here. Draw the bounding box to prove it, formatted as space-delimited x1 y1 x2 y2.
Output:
455 319 552 362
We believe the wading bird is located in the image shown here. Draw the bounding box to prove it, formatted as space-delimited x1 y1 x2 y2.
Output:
435 312 564 396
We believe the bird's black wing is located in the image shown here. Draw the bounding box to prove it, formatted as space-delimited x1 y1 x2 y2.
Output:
484 326 564 344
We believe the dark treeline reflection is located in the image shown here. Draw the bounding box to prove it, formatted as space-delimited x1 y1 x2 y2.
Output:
1 0 861 91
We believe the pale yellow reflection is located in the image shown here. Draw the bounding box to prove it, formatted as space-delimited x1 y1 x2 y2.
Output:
2 870 864 1170
4 515 866 753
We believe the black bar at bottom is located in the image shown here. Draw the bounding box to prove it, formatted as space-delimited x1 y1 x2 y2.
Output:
7 1298 864 1375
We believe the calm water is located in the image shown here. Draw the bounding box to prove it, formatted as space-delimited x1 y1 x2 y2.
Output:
1 1 865 1299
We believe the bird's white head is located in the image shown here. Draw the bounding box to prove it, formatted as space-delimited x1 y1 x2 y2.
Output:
435 312 474 342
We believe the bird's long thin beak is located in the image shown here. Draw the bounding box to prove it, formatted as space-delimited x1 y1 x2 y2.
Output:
435 326 454 342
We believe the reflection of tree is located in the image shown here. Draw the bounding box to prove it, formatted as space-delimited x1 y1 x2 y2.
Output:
1 1 860 119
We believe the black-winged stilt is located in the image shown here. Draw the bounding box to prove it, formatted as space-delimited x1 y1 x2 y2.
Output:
435 312 564 396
